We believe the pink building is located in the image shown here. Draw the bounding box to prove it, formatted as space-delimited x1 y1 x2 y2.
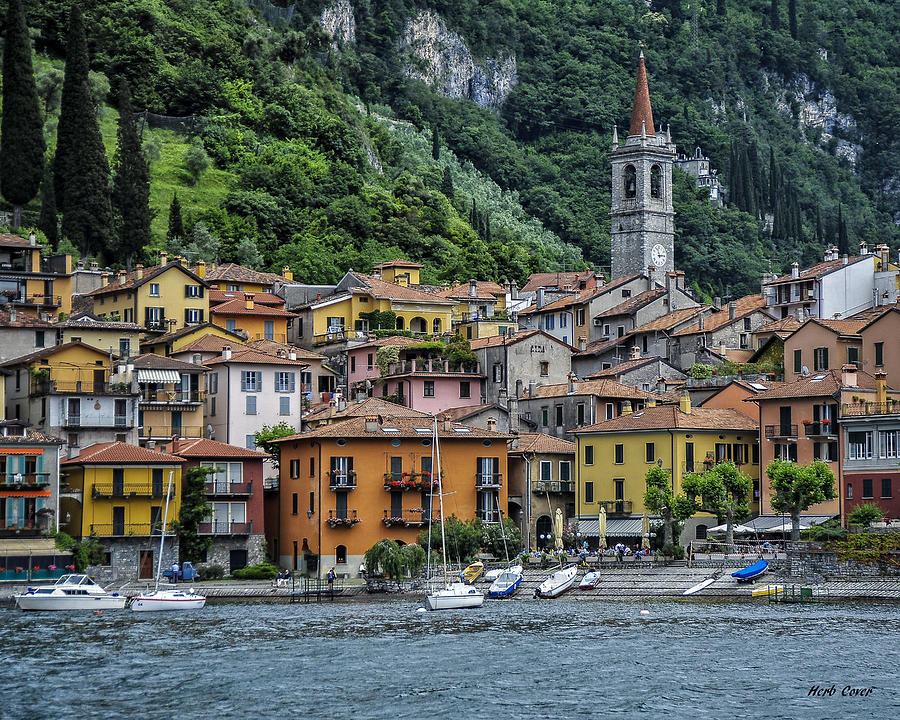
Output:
377 357 485 414
346 336 424 390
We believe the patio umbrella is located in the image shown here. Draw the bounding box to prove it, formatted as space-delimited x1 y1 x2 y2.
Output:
760 520 809 534
641 513 650 550
706 523 755 535
598 505 607 550
554 507 564 550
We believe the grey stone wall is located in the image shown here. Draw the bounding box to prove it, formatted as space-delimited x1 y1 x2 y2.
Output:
203 534 266 573
786 542 900 578
86 537 179 585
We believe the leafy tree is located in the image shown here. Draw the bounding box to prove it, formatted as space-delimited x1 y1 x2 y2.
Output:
643 466 695 547
38 164 59 248
54 6 113 259
111 79 151 269
184 137 210 184
682 462 753 546
253 422 296 470
169 221 221 262
52 530 107 572
801 519 847 542
0 0 46 229
174 466 213 564
365 539 403 580
766 459 837 540
418 515 482 564
446 334 476 369
847 502 886 526
167 194 184 245
480 517 523 559
234 236 263 268
769 0 780 31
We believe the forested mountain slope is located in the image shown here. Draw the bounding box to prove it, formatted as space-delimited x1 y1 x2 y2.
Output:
12 0 900 297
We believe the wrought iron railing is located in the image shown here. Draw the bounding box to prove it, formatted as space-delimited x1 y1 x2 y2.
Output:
596 500 633 516
198 521 253 535
764 424 798 439
475 473 503 489
204 481 252 496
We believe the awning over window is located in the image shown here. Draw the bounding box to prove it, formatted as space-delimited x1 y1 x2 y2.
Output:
136 369 181 384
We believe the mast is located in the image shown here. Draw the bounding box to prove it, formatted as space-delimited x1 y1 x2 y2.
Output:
153 470 175 592
424 429 434 588
434 416 449 587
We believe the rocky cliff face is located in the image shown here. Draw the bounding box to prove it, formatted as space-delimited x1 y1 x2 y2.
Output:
320 0 356 46
399 10 517 110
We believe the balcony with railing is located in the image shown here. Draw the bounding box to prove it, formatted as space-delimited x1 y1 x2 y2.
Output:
1 472 51 490
204 481 252 496
842 401 899 417
91 483 172 499
63 415 133 429
31 380 135 396
382 509 427 528
198 520 253 535
383 472 437 492
329 470 357 491
326 509 360 528
139 425 205 439
803 421 838 438
476 509 500 524
596 500 633 517
139 389 205 405
764 424 798 440
534 480 574 494
382 359 482 377
8 293 63 307
475 472 503 489
90 522 171 537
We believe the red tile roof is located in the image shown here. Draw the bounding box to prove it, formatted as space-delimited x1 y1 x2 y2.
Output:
245 339 326 361
348 272 455 304
521 271 597 294
87 263 207 297
673 295 771 336
203 262 291 286
629 51 655 137
509 433 575 455
630 306 710 333
131 353 208 372
746 369 883 401
170 438 269 459
434 281 505 301
0 232 41 249
306 397 432 421
0 340 110 368
767 256 869 285
753 316 802 339
177 335 244 354
576 405 757 434
203 348 309 367
209 296 297 318
584 356 662 379
62 441 182 465
469 329 573 351
594 289 666 319
0 310 54 328
273 416 511 442
208 289 285 306
526 378 654 400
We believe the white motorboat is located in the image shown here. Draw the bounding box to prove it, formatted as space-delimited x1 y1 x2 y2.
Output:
483 567 504 582
488 566 523 598
132 587 206 611
424 418 484 611
579 570 603 590
535 564 578 598
132 470 206 612
14 574 127 611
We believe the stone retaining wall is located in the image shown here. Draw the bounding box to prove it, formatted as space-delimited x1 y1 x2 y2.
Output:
787 542 900 578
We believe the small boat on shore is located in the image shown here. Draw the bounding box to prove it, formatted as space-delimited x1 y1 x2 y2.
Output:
732 559 768 583
459 561 484 584
579 571 602 590
535 564 578 598
488 566 523 598
14 574 127 611
751 584 785 597
683 572 721 596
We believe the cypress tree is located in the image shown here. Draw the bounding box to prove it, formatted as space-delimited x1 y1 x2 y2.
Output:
770 0 780 32
111 79 151 270
788 0 798 39
167 194 184 244
431 125 440 161
768 147 778 211
717 0 727 16
440 167 454 199
38 163 58 248
0 0 46 229
815 206 823 243
55 6 113 259
837 204 849 256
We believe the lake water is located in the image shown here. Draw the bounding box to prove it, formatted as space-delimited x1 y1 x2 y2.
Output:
2 597 897 719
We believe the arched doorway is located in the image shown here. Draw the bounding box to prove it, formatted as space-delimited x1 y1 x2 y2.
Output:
432 318 442 334
396 316 405 330
410 317 427 334
536 515 553 548
695 524 708 540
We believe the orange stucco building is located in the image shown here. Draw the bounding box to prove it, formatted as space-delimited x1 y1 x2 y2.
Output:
273 416 509 576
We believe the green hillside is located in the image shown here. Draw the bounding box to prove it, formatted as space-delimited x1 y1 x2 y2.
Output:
8 0 900 296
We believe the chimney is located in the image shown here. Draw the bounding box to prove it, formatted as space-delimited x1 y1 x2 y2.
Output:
578 336 587 351
469 279 477 298
666 272 674 295
656 377 665 395
170 435 180 454
282 266 293 281
159 250 168 266
859 241 868 255
622 400 633 415
791 262 800 279
841 363 858 388
719 342 726 356
698 315 705 330
630 345 641 360
510 280 518 300
875 370 887 406
528 380 536 398
9 306 17 323
676 271 685 290
100 272 109 288
365 415 379 433
537 288 545 309
508 395 519 435
195 260 206 278
289 347 297 361
442 414 451 432
646 268 655 291
117 270 127 285
728 301 737 321
89 260 99 271
646 397 656 408
714 296 721 310
842 254 848 266
487 417 497 432
222 345 232 361
135 264 144 280
29 230 37 246
245 293 254 311
679 390 692 415
179 256 188 268
567 372 576 394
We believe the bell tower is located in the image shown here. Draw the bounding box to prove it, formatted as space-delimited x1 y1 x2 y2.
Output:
610 49 676 280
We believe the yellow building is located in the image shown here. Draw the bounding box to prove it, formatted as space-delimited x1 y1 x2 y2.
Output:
61 441 184 579
131 353 208 444
573 394 759 546
58 312 145 358
87 255 210 333
199 261 293 293
297 268 456 346
0 232 74 318
436 280 516 340
210 293 297 343
140 323 247 357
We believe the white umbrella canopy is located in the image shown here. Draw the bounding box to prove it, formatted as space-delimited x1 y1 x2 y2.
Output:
641 513 650 550
759 520 809 534
554 507 564 550
706 523 755 535
598 506 607 550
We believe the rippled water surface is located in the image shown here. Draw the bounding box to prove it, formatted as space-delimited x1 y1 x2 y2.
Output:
2 597 898 719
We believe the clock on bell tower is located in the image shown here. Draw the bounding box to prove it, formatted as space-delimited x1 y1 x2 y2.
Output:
609 50 676 280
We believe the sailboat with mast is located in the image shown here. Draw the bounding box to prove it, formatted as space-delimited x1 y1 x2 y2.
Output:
424 417 484 611
132 470 206 612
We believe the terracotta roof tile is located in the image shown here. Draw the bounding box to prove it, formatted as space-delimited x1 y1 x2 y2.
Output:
177 335 243 354
87 263 207 297
469 330 571 351
0 232 41 249
575 405 757 434
139 323 246 347
0 310 54 328
673 295 771 336
595 289 666 319
440 403 502 422
526 378 654 400
373 259 424 269
245 339 326 361
629 51 655 137
203 347 309 367
203 263 291 286
58 312 144 332
435 281 505 300
131 353 208 372
61 441 181 465
509 433 575 455
273 416 511 442
753 316 802 338
210 296 297 318
349 272 455 304
208 289 284 306
171 438 269 459
630 306 710 333
0 340 110 368
745 369 881 401
521 271 597 294
307 397 432 421
584 356 659 378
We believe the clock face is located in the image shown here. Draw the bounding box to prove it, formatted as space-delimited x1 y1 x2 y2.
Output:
651 243 668 266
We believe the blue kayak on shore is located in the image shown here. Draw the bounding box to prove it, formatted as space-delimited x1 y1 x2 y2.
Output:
732 560 768 581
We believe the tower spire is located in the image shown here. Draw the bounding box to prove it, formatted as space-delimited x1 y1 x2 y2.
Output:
629 47 655 137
